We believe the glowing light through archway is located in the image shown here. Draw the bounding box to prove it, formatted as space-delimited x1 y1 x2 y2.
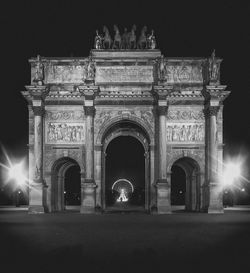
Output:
112 179 134 192
112 179 134 203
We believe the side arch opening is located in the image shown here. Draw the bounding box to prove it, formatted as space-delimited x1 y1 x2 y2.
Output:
51 157 81 212
170 157 201 212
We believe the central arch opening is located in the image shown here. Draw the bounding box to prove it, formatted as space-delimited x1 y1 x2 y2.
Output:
105 136 145 211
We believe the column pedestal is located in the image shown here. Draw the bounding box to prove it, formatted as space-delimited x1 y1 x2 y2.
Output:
28 180 45 213
208 183 223 213
80 179 97 214
156 179 171 214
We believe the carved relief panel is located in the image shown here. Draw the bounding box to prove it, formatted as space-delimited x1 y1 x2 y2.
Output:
166 108 205 143
45 110 85 144
159 60 204 83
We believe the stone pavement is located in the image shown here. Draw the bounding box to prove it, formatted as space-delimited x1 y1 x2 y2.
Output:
0 210 250 273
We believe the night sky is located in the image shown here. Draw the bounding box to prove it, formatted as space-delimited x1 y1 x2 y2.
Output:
0 0 250 166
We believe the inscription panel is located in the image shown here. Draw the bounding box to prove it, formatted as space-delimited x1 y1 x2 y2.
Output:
46 122 85 144
96 66 153 83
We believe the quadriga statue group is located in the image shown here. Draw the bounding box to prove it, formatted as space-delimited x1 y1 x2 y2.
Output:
94 25 157 50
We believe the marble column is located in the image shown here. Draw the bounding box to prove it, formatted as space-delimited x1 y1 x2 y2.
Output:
94 144 102 211
29 104 45 213
81 105 96 213
156 105 171 214
206 106 224 213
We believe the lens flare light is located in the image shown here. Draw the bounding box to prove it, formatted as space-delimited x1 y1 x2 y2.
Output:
221 162 241 188
8 162 26 186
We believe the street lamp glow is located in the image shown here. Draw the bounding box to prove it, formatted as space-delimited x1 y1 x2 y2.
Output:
8 162 26 186
221 162 241 187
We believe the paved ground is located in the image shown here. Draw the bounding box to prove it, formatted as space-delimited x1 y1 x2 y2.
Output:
0 211 250 273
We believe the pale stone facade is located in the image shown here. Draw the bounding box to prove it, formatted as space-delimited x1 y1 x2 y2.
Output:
22 48 230 214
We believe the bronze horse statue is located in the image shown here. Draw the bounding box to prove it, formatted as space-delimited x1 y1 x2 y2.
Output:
102 26 112 49
121 28 130 49
137 26 148 49
112 25 122 49
128 24 137 49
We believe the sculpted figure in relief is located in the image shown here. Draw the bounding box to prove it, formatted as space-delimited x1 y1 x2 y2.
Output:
166 124 204 142
48 123 85 143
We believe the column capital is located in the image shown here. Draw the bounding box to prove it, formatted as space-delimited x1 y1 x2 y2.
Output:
84 106 95 117
25 85 48 100
203 106 219 118
78 85 98 99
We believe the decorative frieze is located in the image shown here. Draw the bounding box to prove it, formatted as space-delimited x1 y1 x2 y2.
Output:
46 111 84 121
167 110 204 121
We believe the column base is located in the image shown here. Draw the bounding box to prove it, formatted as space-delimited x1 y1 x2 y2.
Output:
155 179 172 214
80 206 96 214
208 206 224 214
28 205 45 214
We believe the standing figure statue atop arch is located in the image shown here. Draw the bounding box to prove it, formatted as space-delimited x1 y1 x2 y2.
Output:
208 49 220 82
94 30 103 49
147 29 157 49
33 55 44 85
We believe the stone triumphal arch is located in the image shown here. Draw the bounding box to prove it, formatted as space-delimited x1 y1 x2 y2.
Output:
22 27 230 213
